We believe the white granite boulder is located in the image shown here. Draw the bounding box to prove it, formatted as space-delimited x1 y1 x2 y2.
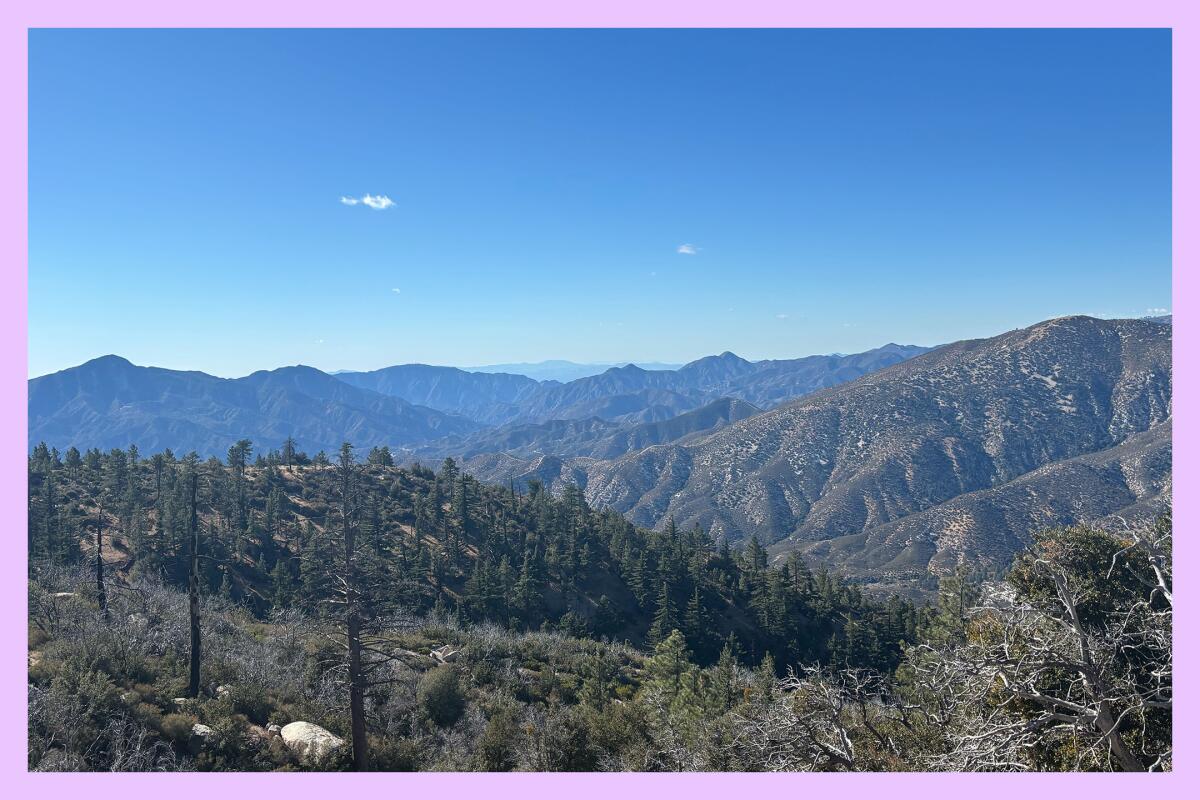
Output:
430 645 459 663
280 721 344 765
189 723 216 753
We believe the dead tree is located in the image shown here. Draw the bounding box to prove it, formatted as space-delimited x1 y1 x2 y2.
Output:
338 443 369 770
301 443 411 771
187 470 201 698
909 520 1173 772
94 499 108 620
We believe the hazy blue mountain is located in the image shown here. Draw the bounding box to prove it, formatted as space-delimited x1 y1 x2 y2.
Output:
327 344 931 428
509 344 933 423
334 364 543 425
30 341 933 467
464 360 684 382
28 356 481 457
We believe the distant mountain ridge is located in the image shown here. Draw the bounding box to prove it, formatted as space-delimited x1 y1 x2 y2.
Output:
28 356 481 457
464 360 685 382
338 343 933 428
29 341 929 460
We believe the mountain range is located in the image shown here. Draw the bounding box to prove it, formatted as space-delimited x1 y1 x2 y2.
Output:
27 316 1171 591
468 316 1170 592
32 342 929 457
28 357 483 457
463 359 685 382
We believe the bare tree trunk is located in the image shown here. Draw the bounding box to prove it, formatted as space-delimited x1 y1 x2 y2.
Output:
95 501 108 619
187 472 201 698
342 451 368 771
1095 700 1145 772
348 607 368 770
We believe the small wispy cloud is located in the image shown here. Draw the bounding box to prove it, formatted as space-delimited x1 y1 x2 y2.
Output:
340 193 395 210
392 287 401 294
362 194 395 210
1146 307 1169 315
677 243 700 255
776 313 789 320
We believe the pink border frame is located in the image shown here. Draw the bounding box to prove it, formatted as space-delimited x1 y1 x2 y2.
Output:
1 1 1193 796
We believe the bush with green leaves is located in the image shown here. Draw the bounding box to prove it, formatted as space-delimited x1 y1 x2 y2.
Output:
417 665 466 727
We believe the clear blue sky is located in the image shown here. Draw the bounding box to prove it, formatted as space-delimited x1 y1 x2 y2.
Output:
29 28 1171 378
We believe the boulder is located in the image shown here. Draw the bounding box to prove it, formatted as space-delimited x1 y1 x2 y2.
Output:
189 723 216 754
430 645 460 663
52 592 75 599
215 684 232 699
267 723 282 737
280 721 344 765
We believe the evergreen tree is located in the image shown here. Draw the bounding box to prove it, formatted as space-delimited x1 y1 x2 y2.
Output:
648 580 679 646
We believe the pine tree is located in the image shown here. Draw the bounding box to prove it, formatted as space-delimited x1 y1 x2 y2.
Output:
649 580 678 646
683 585 712 660
707 637 739 712
644 629 698 704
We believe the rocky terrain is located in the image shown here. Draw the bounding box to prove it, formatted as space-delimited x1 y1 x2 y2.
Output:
471 317 1171 590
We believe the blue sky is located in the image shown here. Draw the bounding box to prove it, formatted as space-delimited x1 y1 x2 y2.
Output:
29 28 1171 378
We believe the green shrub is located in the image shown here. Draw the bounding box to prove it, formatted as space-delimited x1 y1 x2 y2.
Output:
370 736 422 771
158 712 198 744
417 665 465 727
476 702 520 771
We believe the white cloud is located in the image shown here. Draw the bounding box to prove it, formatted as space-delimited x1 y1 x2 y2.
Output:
676 243 699 255
1146 307 1170 315
392 287 401 294
776 313 789 320
340 193 395 210
362 194 395 210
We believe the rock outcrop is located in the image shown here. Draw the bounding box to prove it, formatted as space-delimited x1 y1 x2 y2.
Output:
280 721 344 765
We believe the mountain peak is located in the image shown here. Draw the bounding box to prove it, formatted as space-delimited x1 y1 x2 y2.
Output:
81 354 135 370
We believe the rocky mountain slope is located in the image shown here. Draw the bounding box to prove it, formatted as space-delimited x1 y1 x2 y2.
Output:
421 397 761 463
474 317 1171 589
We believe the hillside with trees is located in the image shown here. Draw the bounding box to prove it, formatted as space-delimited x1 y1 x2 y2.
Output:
26 442 1171 771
